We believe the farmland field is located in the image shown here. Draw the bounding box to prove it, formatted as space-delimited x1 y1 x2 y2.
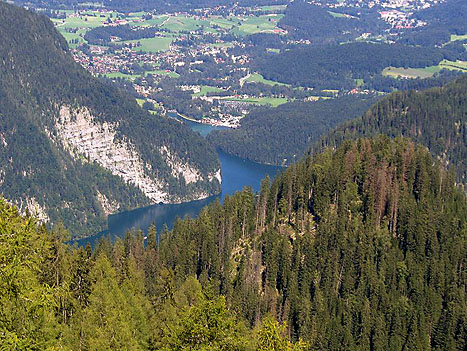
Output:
52 13 109 29
450 34 467 42
193 86 225 97
383 60 467 79
231 14 284 36
123 37 174 52
382 66 440 78
438 60 467 72
222 96 289 107
244 73 291 87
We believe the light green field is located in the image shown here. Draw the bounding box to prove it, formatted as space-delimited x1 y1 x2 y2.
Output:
52 14 109 29
209 17 236 30
257 5 287 12
450 34 467 42
58 30 86 48
383 60 467 79
382 66 440 79
161 15 210 32
122 37 173 52
222 96 288 107
136 98 161 109
244 73 290 87
231 15 284 36
439 59 467 72
193 86 225 97
266 48 280 53
328 11 345 18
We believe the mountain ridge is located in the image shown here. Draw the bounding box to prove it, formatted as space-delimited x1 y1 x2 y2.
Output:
0 2 221 236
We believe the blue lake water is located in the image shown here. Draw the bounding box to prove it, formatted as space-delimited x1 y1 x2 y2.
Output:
73 117 282 247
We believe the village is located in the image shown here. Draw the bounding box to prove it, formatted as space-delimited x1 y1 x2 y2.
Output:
49 0 448 128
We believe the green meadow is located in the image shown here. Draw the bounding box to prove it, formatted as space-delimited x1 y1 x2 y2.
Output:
231 14 284 36
450 34 467 42
382 60 467 79
193 85 225 97
244 73 291 87
222 96 288 107
123 37 174 52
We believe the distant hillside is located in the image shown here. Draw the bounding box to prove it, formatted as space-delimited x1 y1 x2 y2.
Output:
316 75 467 184
208 95 379 166
253 42 464 90
0 2 221 236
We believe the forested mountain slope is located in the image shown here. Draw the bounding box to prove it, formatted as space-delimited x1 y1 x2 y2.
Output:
317 75 467 184
0 2 220 236
253 42 465 90
2 136 465 350
208 95 379 165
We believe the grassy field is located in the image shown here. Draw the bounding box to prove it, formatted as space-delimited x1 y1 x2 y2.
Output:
244 73 291 87
58 30 86 48
439 59 467 72
231 14 284 36
450 34 467 42
209 17 236 30
328 11 346 18
222 96 289 107
382 66 440 78
383 60 467 78
160 15 210 32
52 13 109 29
256 5 287 12
193 85 225 97
266 48 281 53
123 37 173 52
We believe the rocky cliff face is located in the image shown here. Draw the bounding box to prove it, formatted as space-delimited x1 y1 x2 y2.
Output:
55 106 168 202
53 106 221 204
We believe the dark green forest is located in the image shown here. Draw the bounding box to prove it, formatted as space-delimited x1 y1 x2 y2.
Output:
278 0 386 44
317 75 467 185
1 136 465 350
0 2 220 236
208 95 379 165
253 42 465 90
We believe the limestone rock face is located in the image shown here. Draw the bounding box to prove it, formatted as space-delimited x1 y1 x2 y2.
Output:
55 105 168 202
54 106 222 204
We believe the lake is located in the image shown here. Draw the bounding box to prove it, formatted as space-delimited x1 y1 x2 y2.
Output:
73 117 283 247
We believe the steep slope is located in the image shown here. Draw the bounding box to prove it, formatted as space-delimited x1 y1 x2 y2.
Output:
0 2 220 236
157 136 467 349
316 75 467 184
4 137 465 350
